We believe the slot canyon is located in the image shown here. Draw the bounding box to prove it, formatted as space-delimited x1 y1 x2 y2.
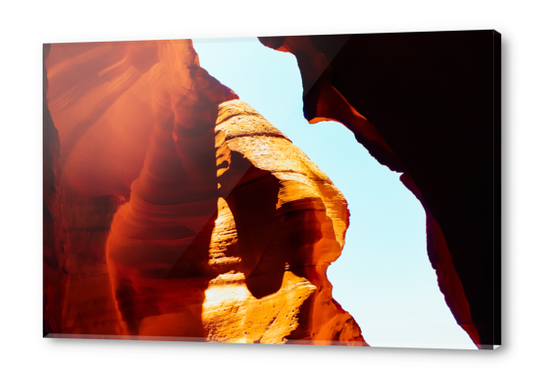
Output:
44 32 499 348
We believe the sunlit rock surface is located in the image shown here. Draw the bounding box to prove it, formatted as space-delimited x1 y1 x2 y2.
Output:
259 32 501 348
208 100 365 344
43 40 367 345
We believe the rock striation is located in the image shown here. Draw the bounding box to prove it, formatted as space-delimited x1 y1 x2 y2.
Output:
259 32 501 348
43 39 367 345
208 100 365 344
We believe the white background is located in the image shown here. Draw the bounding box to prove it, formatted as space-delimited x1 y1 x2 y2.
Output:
1 0 540 377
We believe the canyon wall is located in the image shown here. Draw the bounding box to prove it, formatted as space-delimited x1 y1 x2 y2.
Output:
259 31 501 348
43 39 367 345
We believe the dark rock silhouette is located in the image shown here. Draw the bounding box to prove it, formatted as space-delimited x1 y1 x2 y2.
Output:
260 30 501 348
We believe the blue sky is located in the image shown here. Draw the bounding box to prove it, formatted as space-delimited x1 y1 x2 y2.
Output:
193 37 476 349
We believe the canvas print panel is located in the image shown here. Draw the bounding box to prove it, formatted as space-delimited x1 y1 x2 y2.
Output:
43 31 500 349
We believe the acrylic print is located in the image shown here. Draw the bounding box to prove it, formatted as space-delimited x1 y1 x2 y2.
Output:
43 31 501 349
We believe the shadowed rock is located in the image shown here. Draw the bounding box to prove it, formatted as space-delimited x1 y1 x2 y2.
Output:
260 31 501 348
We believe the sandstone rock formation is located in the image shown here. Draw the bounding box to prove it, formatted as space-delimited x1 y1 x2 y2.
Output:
208 100 365 344
43 39 367 345
43 44 69 336
259 31 501 348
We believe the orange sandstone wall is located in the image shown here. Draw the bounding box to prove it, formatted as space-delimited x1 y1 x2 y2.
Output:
43 40 367 345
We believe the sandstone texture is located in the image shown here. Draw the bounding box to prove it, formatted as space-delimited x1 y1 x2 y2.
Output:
43 40 367 345
260 32 501 348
